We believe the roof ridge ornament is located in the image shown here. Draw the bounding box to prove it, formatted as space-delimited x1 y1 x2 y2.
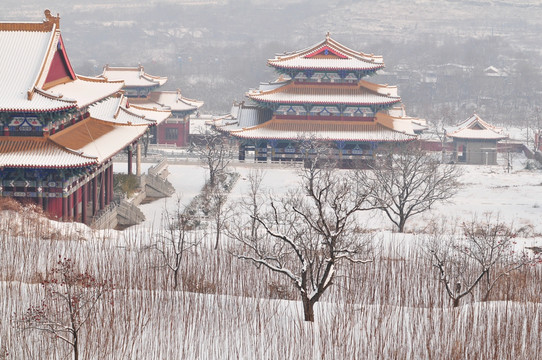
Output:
44 9 60 29
326 32 330 40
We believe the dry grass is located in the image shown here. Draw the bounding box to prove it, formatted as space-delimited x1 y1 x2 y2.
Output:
0 209 541 359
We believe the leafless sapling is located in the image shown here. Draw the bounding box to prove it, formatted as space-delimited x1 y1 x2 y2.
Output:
14 256 113 360
153 198 203 290
190 128 233 188
426 216 540 307
209 186 232 250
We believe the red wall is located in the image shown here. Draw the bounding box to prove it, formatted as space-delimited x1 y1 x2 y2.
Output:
47 197 63 219
157 120 190 147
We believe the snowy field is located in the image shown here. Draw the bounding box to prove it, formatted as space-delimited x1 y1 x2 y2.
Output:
0 156 541 358
117 156 542 238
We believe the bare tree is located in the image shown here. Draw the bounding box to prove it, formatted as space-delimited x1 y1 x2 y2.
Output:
209 187 232 250
242 169 266 240
357 144 461 232
14 256 112 360
231 161 373 322
191 128 234 188
153 198 203 290
426 216 539 307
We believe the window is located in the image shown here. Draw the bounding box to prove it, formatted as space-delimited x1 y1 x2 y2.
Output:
165 127 178 140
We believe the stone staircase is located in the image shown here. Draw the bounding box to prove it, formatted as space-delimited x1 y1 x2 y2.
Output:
144 173 175 198
116 199 145 227
144 159 175 198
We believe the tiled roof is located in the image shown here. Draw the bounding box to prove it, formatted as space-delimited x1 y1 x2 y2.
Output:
0 115 148 169
132 90 204 113
268 34 384 72
45 76 124 108
228 118 417 142
0 23 78 112
126 104 171 125
446 114 508 140
213 102 271 132
89 95 170 126
375 109 419 136
248 82 400 106
0 12 123 113
0 136 96 168
0 13 151 170
50 117 147 163
100 65 168 87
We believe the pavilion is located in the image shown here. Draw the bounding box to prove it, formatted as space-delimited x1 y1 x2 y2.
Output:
214 34 421 163
0 10 167 223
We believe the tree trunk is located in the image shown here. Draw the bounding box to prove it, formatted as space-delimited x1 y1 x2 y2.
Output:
73 330 78 360
173 269 179 290
214 228 220 250
302 296 315 322
453 297 460 308
398 217 406 233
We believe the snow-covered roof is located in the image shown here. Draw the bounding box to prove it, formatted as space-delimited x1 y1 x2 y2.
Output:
89 95 169 126
126 103 171 125
248 81 400 106
446 114 508 140
0 136 97 168
375 112 416 136
378 106 427 133
484 66 508 77
0 97 156 169
0 11 123 113
0 12 152 169
213 102 271 131
50 117 147 163
131 90 204 114
268 33 384 72
100 65 168 88
258 78 291 92
227 117 417 142
0 17 77 112
45 76 124 109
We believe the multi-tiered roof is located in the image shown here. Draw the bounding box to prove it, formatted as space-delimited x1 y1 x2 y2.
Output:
100 66 203 116
217 34 418 145
0 11 166 170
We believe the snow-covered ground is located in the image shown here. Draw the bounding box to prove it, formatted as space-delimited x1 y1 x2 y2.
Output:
116 155 542 239
1 155 541 358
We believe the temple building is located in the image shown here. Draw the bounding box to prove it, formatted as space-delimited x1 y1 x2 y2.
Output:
446 114 508 165
214 33 420 163
101 65 167 98
100 66 203 147
0 10 169 223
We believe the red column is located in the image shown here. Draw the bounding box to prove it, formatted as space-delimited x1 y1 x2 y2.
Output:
82 183 88 224
69 193 74 219
93 176 98 215
110 165 114 204
128 147 133 175
73 187 79 222
62 195 68 221
100 171 105 210
105 166 110 205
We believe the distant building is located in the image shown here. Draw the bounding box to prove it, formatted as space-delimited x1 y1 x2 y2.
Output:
214 33 421 163
100 66 203 147
446 114 508 165
483 66 508 78
101 65 167 97
0 11 166 222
